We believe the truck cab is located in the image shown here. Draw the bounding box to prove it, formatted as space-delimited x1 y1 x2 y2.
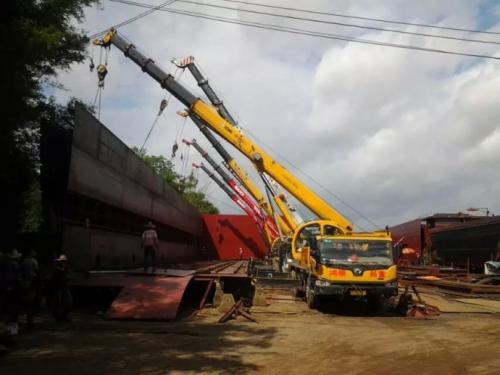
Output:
290 221 398 307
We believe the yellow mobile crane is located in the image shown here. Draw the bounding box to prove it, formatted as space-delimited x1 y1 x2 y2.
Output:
94 30 397 308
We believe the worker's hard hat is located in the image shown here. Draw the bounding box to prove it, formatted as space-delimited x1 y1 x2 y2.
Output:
144 221 156 228
55 254 68 262
9 249 22 259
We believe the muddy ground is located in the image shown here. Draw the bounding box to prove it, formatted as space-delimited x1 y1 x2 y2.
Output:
1 292 499 375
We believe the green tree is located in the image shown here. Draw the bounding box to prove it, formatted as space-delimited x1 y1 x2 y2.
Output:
0 0 98 241
133 148 219 214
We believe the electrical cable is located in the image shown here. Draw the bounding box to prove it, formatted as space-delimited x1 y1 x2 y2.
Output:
218 0 500 36
243 128 382 230
109 0 500 61
174 0 500 46
89 0 177 39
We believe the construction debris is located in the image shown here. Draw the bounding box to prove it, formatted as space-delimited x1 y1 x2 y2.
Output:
218 300 257 323
397 284 441 319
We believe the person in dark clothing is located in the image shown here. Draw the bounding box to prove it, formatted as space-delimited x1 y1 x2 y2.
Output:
50 255 72 322
141 221 159 273
18 250 39 332
3 249 21 335
0 252 5 314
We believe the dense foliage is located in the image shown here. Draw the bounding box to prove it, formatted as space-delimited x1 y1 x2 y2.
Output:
0 0 98 241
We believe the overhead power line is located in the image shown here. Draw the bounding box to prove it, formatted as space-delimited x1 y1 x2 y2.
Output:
109 0 500 61
219 0 500 36
175 0 500 46
89 0 176 39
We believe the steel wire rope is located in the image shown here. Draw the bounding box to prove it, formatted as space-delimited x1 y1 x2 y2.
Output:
91 47 105 117
218 0 500 36
108 1 500 60
89 0 177 39
243 127 382 230
173 0 500 46
181 141 191 176
141 66 185 150
98 87 103 119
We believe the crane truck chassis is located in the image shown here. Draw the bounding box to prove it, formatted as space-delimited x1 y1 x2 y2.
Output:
94 29 398 309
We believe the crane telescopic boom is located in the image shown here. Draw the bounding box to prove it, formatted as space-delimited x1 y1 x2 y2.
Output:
185 112 295 234
184 138 280 242
172 58 298 235
192 163 264 234
172 56 238 126
94 29 352 232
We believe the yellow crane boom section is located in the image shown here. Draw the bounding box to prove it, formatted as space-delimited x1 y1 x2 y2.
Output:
192 101 353 232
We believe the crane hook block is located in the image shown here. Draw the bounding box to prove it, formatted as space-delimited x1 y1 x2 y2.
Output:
97 64 108 87
158 99 168 115
171 141 179 158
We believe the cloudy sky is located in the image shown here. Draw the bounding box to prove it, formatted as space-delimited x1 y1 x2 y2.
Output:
54 0 500 230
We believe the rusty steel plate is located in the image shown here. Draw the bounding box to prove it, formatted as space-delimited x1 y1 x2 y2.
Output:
106 275 193 320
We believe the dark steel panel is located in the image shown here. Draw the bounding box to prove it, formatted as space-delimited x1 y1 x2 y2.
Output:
63 224 201 271
430 216 500 269
69 104 201 235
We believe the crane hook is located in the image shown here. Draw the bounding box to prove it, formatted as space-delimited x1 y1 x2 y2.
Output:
158 99 168 116
97 64 108 88
171 141 179 158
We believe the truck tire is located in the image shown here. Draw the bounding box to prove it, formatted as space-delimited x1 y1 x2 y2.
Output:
291 287 302 299
305 279 317 309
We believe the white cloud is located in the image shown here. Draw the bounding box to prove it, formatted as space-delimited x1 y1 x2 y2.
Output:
54 0 500 227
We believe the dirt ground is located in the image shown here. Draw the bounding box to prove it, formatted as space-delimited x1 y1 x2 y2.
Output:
1 292 499 375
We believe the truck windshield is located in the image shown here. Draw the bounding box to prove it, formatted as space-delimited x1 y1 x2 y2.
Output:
319 239 393 266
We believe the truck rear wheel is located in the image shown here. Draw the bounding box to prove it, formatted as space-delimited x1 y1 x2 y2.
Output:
305 279 317 309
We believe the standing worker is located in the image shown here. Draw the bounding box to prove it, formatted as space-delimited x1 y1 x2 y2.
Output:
142 221 159 274
19 250 39 332
50 255 72 322
3 249 21 336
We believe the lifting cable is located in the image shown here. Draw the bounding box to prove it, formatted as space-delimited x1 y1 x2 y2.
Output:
91 45 110 120
141 66 185 152
180 141 191 177
190 162 199 181
171 114 186 159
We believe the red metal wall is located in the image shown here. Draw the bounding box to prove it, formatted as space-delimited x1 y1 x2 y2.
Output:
390 219 424 265
201 215 268 260
390 219 423 251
